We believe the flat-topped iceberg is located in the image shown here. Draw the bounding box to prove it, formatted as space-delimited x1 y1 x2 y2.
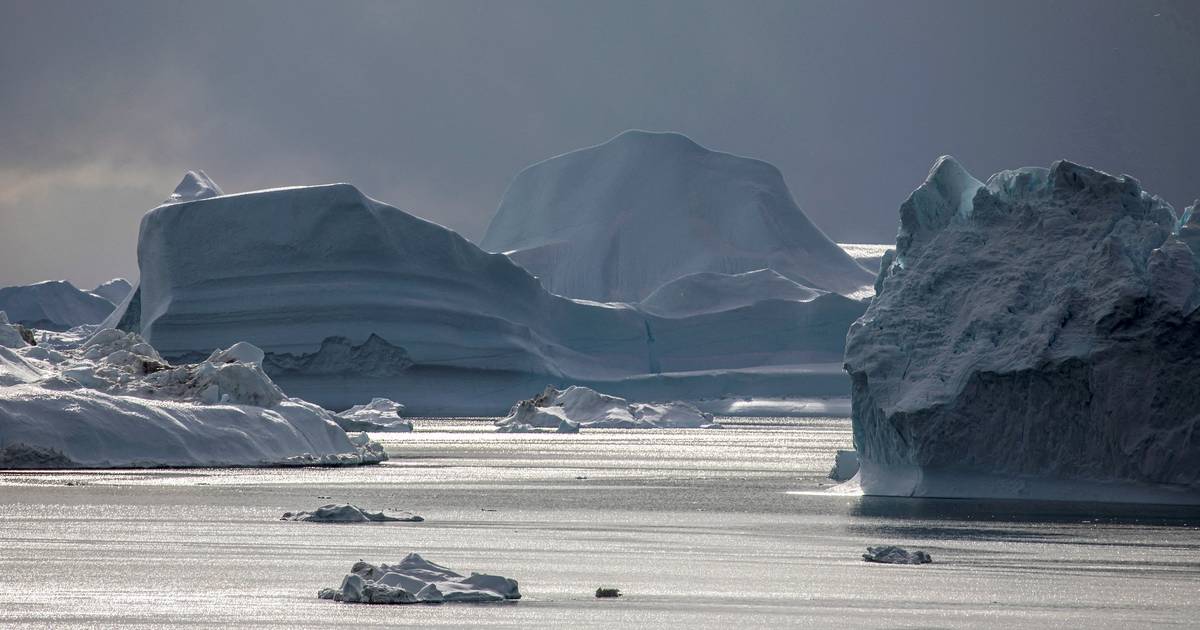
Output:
495 385 721 431
318 554 520 604
845 157 1200 504
0 326 385 468
482 130 874 301
107 174 863 415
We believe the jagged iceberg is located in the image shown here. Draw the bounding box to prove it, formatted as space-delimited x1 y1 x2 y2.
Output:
282 504 423 522
164 170 223 203
334 398 413 432
318 555 520 604
482 130 874 301
495 385 721 431
845 157 1200 504
0 324 385 468
108 173 864 415
0 280 116 330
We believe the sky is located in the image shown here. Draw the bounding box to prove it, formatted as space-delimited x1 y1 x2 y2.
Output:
0 0 1197 288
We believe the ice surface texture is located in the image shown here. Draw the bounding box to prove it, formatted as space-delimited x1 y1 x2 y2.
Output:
0 327 386 468
483 130 874 301
165 170 223 203
318 554 520 604
496 385 721 431
111 178 864 413
845 157 1200 503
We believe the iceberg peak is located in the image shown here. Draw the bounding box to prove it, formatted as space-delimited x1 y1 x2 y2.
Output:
165 170 224 204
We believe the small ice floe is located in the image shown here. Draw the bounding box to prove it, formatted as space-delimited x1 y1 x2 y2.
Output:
334 398 413 432
318 554 520 604
595 587 621 598
495 385 720 432
828 449 860 481
282 504 423 523
862 546 932 564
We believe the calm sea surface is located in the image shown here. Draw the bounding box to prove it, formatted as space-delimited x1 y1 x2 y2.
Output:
1 417 1197 628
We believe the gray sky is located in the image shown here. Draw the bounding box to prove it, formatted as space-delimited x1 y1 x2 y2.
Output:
1 0 1197 288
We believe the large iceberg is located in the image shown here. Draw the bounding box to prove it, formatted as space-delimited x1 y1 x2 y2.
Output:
0 280 117 330
845 157 1200 504
0 324 385 468
482 130 874 301
108 175 864 415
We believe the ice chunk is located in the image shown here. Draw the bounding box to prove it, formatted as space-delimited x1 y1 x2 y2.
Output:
334 398 413 432
496 385 720 431
165 170 223 203
862 546 932 564
281 504 422 523
828 450 860 482
318 554 520 604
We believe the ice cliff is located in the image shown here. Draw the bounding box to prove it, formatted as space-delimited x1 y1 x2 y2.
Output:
844 157 1200 504
482 130 874 301
111 176 864 415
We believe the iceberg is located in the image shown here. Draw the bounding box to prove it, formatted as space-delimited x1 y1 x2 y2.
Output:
334 398 413 432
318 554 520 604
108 174 864 415
0 326 386 468
845 157 1200 504
0 280 116 330
90 278 133 305
282 504 423 522
862 546 932 565
495 385 721 431
482 130 874 301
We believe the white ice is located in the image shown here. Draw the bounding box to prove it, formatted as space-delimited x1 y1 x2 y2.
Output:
495 385 721 431
318 554 520 604
281 504 422 522
334 398 413 432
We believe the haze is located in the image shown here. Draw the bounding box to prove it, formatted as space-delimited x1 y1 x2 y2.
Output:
0 0 1196 288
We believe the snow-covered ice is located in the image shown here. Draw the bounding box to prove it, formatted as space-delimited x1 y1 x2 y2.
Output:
828 450 860 482
862 546 932 565
334 398 413 432
496 385 721 431
90 278 133 305
483 130 874 301
318 554 520 604
164 170 223 203
108 173 863 415
0 327 386 468
845 157 1200 504
0 280 116 330
281 504 423 522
